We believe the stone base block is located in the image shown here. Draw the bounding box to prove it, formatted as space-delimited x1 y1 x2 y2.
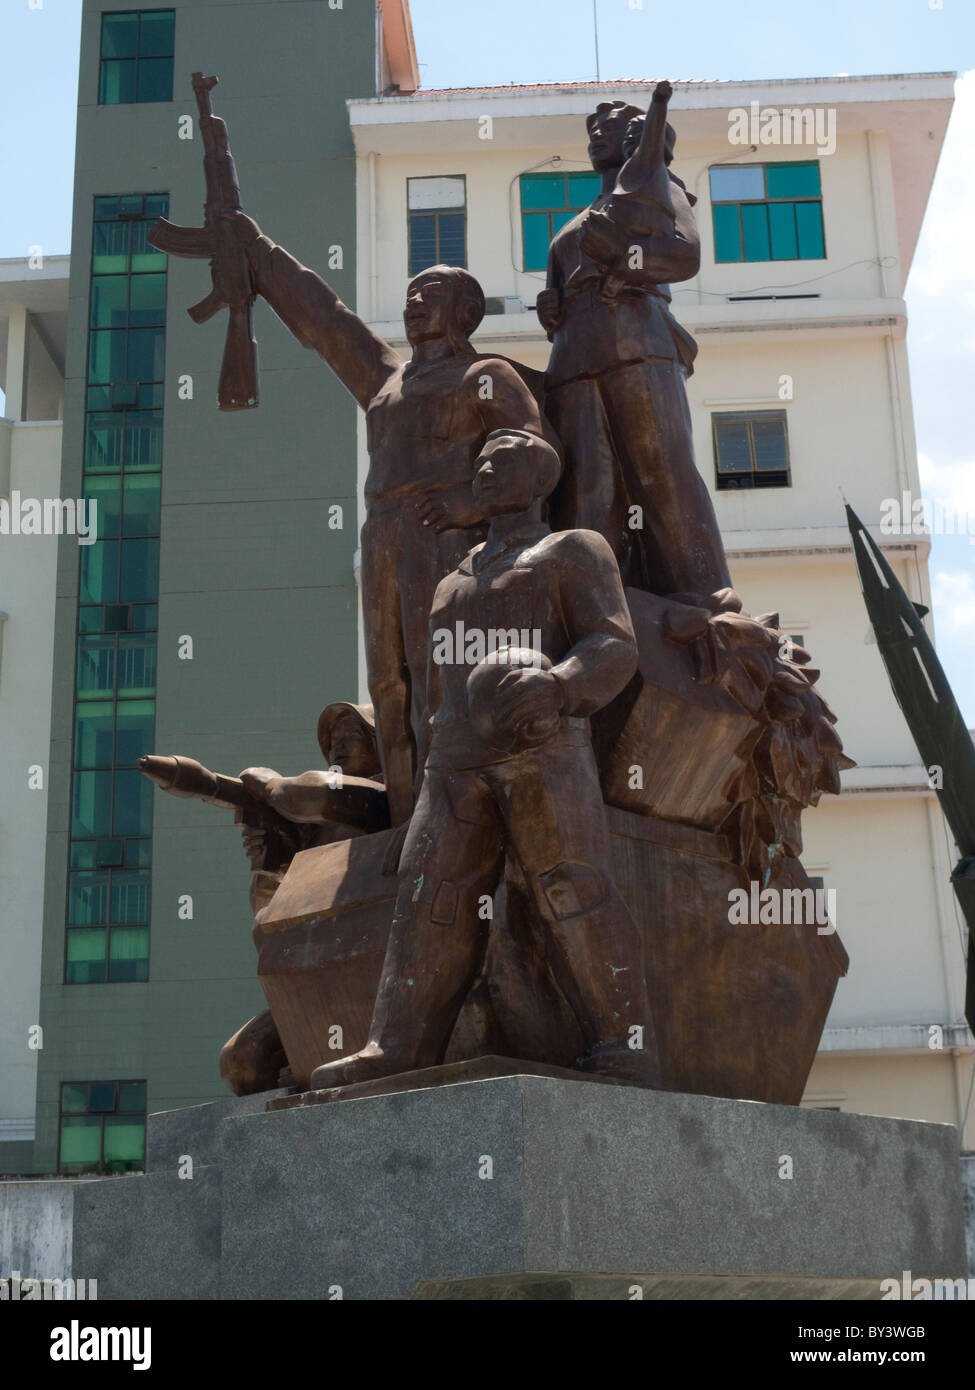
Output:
412 1273 888 1300
69 1076 966 1300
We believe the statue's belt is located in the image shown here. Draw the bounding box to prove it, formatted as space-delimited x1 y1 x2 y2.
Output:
561 281 671 309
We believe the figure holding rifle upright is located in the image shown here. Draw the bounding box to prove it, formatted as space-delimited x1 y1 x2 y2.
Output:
227 239 552 826
147 74 553 828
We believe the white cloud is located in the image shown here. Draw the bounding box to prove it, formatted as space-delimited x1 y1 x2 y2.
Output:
909 71 975 304
930 568 975 636
916 452 975 526
909 71 975 306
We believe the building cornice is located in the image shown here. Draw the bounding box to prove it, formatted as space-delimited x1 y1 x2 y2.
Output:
818 1022 973 1056
350 71 956 115
370 300 909 348
838 764 937 797
722 528 930 563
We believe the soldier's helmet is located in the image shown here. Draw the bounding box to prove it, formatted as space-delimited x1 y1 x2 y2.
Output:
467 646 558 753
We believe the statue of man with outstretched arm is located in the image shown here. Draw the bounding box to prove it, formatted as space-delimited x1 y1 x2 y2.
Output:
223 211 550 825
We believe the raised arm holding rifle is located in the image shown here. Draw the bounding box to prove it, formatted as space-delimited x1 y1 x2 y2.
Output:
148 73 258 410
147 73 553 827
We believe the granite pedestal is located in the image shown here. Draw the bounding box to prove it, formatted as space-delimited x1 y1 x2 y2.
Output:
69 1073 967 1300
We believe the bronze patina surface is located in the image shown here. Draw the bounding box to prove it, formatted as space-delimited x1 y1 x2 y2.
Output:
144 76 853 1105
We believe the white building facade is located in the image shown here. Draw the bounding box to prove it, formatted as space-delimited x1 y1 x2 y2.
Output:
0 257 67 1168
346 73 973 1145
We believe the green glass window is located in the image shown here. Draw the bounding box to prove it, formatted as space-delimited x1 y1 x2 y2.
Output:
116 635 157 696
104 605 131 633
97 840 125 867
127 839 153 868
59 1116 104 1166
713 410 790 490
768 202 798 260
84 475 122 538
119 537 159 602
519 172 600 272
77 634 118 696
88 329 128 385
115 699 156 764
129 273 167 325
65 930 108 985
61 1083 89 1114
74 697 155 770
130 222 168 274
741 204 770 261
108 928 150 982
712 204 741 263
74 702 115 769
69 193 166 984
89 272 166 330
85 412 123 471
103 1115 147 1163
71 769 114 839
99 11 174 105
66 856 150 979
407 177 467 276
68 871 110 926
58 1081 147 1173
92 220 129 275
121 473 161 536
86 474 160 541
90 275 129 328
124 411 163 469
795 201 825 259
112 770 154 836
766 162 821 199
111 869 151 923
80 540 119 605
85 409 163 473
709 162 825 264
126 326 165 381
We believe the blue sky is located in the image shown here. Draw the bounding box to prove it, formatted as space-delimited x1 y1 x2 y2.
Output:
2 0 973 720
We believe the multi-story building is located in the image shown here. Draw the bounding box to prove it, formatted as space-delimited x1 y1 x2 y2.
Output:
345 71 973 1143
0 257 68 1171
6 0 970 1176
23 0 419 1176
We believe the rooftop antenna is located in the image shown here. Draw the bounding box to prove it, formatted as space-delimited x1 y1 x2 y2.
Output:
593 0 601 82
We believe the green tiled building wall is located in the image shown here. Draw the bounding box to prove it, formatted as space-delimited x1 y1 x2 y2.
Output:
31 0 376 1173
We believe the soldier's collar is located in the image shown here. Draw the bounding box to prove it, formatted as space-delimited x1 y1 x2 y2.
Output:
463 521 549 575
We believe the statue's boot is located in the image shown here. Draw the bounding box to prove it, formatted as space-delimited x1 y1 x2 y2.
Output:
309 1044 407 1090
574 1041 661 1087
220 1010 288 1096
527 874 663 1089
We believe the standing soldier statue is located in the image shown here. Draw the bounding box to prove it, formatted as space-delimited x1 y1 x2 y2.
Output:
312 430 660 1091
225 228 551 826
149 76 553 827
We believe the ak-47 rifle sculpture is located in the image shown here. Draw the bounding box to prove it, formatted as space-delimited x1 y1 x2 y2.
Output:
147 73 259 409
138 755 301 872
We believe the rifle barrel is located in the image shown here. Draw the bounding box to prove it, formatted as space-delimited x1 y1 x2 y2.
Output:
138 753 247 812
